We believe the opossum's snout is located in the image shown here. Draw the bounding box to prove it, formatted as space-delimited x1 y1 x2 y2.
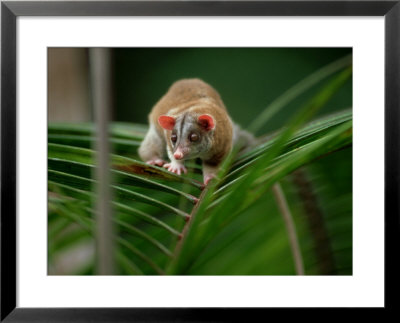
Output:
173 149 183 160
173 147 189 160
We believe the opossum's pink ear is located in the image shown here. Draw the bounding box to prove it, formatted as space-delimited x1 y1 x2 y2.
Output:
158 115 175 130
198 114 215 131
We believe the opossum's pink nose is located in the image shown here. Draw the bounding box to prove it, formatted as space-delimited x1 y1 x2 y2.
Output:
174 151 184 160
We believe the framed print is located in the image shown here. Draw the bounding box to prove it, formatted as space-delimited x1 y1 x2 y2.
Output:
1 0 399 321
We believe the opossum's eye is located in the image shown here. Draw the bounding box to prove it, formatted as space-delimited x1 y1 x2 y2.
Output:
171 134 177 143
189 133 199 142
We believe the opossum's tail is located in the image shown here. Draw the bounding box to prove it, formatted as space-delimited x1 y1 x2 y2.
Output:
232 123 257 153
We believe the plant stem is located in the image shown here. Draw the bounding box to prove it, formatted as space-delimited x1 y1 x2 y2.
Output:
272 182 305 275
291 168 336 274
90 48 115 275
174 187 210 253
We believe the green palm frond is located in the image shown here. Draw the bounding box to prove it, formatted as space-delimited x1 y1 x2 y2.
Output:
48 56 352 275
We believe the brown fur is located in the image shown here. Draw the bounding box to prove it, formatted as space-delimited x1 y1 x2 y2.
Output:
148 78 233 166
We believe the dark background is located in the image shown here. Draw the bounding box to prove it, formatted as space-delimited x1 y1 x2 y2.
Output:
112 48 352 135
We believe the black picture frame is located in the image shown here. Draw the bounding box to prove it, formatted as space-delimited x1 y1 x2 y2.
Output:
1 1 399 321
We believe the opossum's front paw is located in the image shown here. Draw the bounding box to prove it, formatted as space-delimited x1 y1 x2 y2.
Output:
163 162 187 175
204 173 216 185
146 158 166 167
